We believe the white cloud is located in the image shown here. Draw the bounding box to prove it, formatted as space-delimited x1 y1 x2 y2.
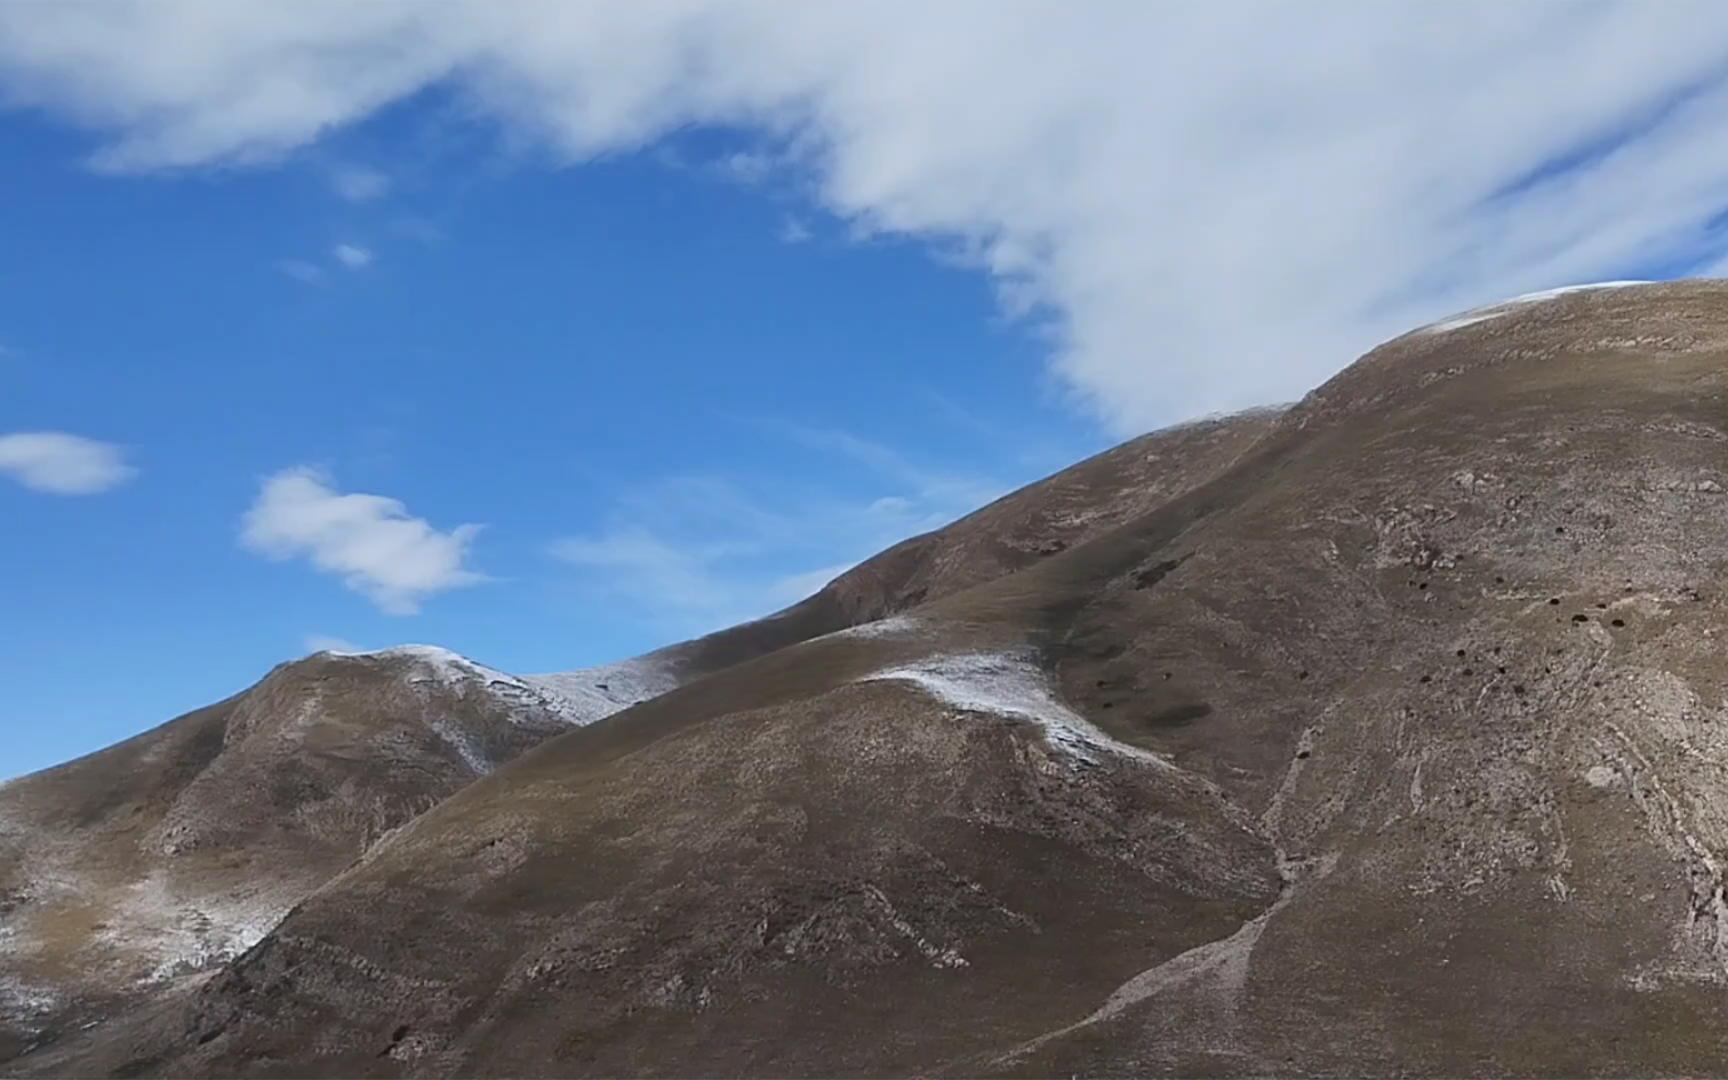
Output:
304 633 361 655
333 242 372 268
549 429 1003 635
0 431 135 494
241 467 487 615
5 5 1728 430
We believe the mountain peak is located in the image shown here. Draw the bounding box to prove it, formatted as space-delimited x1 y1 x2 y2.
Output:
1418 279 1657 335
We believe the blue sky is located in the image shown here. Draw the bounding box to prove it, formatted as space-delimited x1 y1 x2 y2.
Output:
0 101 1102 778
6 3 1728 779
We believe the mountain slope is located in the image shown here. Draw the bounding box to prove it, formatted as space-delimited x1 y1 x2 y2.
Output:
22 280 1728 1076
0 645 676 1060
650 406 1284 680
0 405 1284 1068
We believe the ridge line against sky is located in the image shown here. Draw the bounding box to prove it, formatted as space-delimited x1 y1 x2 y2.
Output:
6 1 1728 776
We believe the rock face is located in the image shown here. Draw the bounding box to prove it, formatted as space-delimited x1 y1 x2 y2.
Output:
16 280 1728 1076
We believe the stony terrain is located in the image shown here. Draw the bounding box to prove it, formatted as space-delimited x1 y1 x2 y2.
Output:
14 280 1728 1076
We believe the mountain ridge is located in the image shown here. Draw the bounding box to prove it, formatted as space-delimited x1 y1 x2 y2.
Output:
15 278 1728 1075
0 392 1289 1067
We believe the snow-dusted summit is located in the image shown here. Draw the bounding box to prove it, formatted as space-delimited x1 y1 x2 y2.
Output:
1419 280 1653 335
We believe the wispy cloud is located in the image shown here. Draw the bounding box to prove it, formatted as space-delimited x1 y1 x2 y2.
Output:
328 164 389 202
550 527 748 632
277 259 325 285
333 243 372 269
775 424 1007 515
4 5 1728 431
717 149 774 187
549 429 1003 636
280 245 372 283
0 431 135 495
241 467 487 615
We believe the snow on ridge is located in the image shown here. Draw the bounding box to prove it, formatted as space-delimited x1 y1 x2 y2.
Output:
1147 401 1294 438
1419 280 1654 335
860 652 1172 769
519 656 681 727
340 645 565 729
327 643 497 681
822 615 920 642
312 644 679 730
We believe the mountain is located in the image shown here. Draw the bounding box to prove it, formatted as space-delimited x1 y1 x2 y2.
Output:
15 279 1728 1076
0 402 1280 1068
0 645 677 1060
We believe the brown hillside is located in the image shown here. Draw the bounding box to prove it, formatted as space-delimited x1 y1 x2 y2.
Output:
19 281 1728 1077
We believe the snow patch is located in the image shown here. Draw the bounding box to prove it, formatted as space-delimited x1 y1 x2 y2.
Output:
99 876 291 985
1419 280 1653 335
0 976 57 1028
425 716 495 775
860 652 1172 769
825 615 920 642
322 644 679 728
1149 401 1293 437
519 657 681 726
338 644 498 685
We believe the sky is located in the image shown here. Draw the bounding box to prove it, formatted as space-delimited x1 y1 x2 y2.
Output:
5 2 1728 779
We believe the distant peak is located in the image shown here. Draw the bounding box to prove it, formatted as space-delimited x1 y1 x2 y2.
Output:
308 643 511 688
305 643 683 729
310 643 473 665
311 643 431 657
357 644 467 663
